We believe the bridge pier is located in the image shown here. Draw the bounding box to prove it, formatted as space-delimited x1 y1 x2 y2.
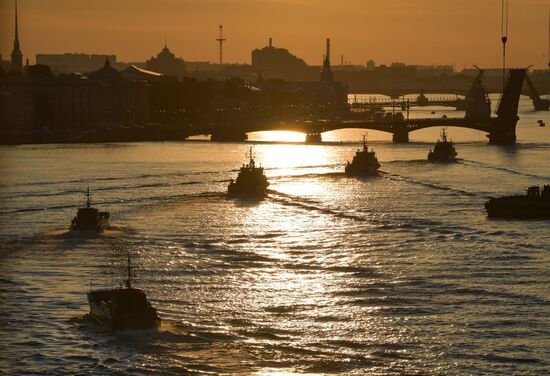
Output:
392 128 409 143
488 131 516 144
487 122 517 144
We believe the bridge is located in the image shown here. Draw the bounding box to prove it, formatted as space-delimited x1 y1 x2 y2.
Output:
356 87 467 99
525 74 550 111
184 69 526 145
350 69 490 111
350 96 467 111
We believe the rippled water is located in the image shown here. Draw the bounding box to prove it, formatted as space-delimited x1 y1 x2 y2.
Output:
1 97 549 375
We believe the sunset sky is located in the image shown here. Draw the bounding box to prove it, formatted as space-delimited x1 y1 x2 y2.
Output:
1 0 548 69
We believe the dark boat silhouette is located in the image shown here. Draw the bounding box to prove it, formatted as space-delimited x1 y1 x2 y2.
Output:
305 132 322 143
70 187 110 232
87 252 161 330
485 185 550 219
428 128 457 162
345 135 381 176
416 90 429 106
228 147 269 196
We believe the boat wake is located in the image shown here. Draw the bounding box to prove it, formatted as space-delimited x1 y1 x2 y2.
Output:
381 171 483 198
266 189 367 222
460 159 550 181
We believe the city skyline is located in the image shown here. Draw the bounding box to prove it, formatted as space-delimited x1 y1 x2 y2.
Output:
0 0 549 69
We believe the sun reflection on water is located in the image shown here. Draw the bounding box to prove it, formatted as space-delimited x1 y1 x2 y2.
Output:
257 370 323 376
248 131 305 143
254 144 333 170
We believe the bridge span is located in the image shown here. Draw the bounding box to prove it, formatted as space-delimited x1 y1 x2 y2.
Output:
350 96 467 111
190 116 512 144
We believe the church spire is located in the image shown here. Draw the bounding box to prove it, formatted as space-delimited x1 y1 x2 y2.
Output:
320 38 333 83
14 0 19 48
11 0 23 72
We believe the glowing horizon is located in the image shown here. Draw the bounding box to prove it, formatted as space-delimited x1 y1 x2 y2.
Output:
0 0 548 69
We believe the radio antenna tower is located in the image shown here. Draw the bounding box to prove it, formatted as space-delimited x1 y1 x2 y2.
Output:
216 25 226 66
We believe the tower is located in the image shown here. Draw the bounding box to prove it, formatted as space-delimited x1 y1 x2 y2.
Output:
216 25 226 66
10 0 23 72
320 38 333 83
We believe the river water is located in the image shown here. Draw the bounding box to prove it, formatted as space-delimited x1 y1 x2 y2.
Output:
0 96 549 375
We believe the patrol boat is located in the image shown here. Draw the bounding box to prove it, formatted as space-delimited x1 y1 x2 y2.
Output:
428 128 457 162
485 185 550 219
228 147 269 196
70 187 110 232
87 252 161 330
345 135 381 176
305 132 322 143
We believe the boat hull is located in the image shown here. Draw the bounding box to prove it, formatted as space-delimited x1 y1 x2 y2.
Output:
228 182 269 197
427 153 457 162
87 290 161 331
485 197 550 219
70 208 110 233
344 164 379 177
70 217 110 232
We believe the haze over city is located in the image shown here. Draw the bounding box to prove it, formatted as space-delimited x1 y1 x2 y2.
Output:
1 0 549 68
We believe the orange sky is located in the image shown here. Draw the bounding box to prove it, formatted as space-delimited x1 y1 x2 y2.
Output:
1 0 549 69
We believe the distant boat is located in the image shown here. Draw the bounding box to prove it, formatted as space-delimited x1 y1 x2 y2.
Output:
416 91 429 106
87 252 161 330
70 187 110 232
345 135 381 176
305 132 322 143
428 128 457 162
228 147 269 197
485 185 550 219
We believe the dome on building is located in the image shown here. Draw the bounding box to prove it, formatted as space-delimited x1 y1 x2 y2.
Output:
145 42 186 78
87 58 122 80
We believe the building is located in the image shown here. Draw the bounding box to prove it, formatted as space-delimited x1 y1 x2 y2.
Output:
250 39 348 111
10 0 23 73
0 87 34 134
320 39 333 83
145 42 187 78
35 53 117 74
415 65 454 75
0 60 151 133
366 60 376 71
0 55 10 74
251 38 310 78
121 65 163 81
186 61 217 71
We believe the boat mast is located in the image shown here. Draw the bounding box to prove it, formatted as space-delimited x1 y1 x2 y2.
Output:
86 186 91 208
126 251 132 289
248 146 255 167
